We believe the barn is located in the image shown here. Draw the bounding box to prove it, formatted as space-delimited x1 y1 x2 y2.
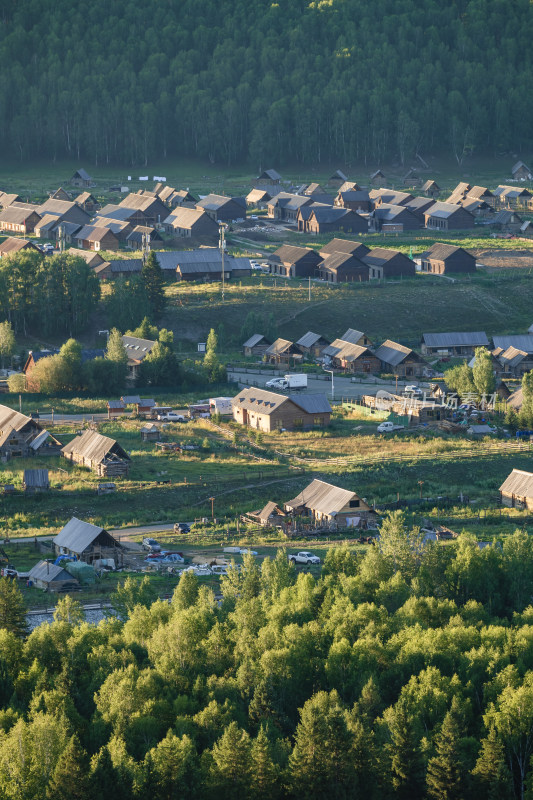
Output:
61 430 130 476
53 517 123 565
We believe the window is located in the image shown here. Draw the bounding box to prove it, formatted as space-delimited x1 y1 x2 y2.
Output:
293 418 303 428
349 499 360 508
313 417 323 426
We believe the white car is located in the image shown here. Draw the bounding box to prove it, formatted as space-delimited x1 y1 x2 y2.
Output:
161 412 186 422
289 551 321 565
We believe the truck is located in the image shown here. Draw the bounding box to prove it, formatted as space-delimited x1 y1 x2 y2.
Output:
265 374 308 391
377 421 405 433
288 551 321 565
209 397 233 416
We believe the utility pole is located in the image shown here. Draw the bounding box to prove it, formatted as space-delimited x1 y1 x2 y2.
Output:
58 223 65 253
219 223 225 301
209 496 215 520
141 232 150 266
308 275 311 301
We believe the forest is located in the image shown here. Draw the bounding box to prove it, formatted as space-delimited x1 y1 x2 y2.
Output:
0 0 531 166
2 514 533 799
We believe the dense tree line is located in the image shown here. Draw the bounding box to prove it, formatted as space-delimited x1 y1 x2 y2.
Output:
0 252 100 337
0 0 532 166
3 513 533 797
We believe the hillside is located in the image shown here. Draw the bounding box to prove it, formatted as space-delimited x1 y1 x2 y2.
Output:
1 0 533 166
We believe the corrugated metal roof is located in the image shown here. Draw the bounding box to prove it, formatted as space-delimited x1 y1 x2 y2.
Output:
258 501 278 519
53 517 107 553
425 201 468 219
29 561 72 583
61 430 130 464
290 394 332 414
29 430 52 451
493 335 533 354
319 239 369 258
285 479 359 515
243 334 266 348
423 331 489 348
107 400 125 409
423 243 472 261
0 404 37 447
265 338 293 355
296 331 323 348
500 470 533 498
499 347 529 368
23 469 49 487
375 339 412 367
341 328 365 344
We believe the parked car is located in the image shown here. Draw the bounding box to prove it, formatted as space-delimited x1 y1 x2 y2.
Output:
174 522 190 534
160 412 186 422
289 551 321 565
404 385 422 396
142 537 161 552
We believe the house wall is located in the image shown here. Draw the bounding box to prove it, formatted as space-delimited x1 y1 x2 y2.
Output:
501 491 533 510
233 404 330 432
334 353 380 373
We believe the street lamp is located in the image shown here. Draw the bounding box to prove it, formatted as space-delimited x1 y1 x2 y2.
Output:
324 369 335 400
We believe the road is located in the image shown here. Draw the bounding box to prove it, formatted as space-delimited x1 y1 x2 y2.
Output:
38 412 108 423
229 370 408 399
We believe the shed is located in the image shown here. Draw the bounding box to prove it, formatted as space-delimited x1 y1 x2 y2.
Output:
70 169 94 188
375 340 427 377
243 334 272 358
500 469 533 509
421 331 489 357
53 516 122 564
295 332 331 357
421 180 440 198
141 423 159 441
61 430 130 476
264 338 302 366
28 561 78 591
107 400 125 418
419 244 476 275
511 161 532 181
23 469 49 493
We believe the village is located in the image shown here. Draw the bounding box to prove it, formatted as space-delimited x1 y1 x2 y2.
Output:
0 163 532 605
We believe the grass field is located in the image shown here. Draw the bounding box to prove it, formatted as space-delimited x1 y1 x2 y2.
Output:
162 270 533 348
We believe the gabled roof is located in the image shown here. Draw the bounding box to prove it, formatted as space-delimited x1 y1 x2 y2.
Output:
363 248 405 267
29 561 72 583
507 387 524 410
196 194 241 211
285 479 359 515
61 430 130 463
122 335 157 361
0 404 38 447
0 237 39 256
492 209 523 225
375 339 414 367
493 335 533 354
369 188 413 205
243 333 268 348
341 328 365 344
296 331 327 348
76 225 116 242
425 201 471 219
290 394 332 414
330 170 348 181
422 331 489 348
164 207 215 229
421 180 440 192
494 185 532 199
467 186 494 200
498 347 529 368
246 188 272 203
338 181 361 193
374 203 417 221
269 192 312 212
323 339 369 362
72 168 92 181
232 387 288 415
446 182 472 204
53 516 108 553
258 169 282 181
308 206 355 224
273 244 320 265
0 207 40 224
265 338 294 355
319 239 370 258
422 243 474 261
500 469 533 498
512 160 532 175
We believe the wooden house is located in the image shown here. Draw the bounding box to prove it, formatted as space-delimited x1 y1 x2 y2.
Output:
494 185 533 209
370 169 386 186
196 194 246 222
255 169 282 186
70 169 94 188
285 479 375 528
369 188 413 206
490 209 523 233
319 239 370 260
0 207 41 234
23 469 49 493
267 193 312 222
246 188 272 208
306 207 367 235
493 346 533 378
248 500 287 527
403 197 436 222
107 400 125 418
53 516 122 564
271 245 322 278
421 331 489 357
324 328 373 352
421 180 440 198
37 198 91 226
118 194 169 226
264 338 302 366
122 335 157 381
125 225 162 249
424 202 475 230
328 170 349 187
375 340 427 377
325 339 380 373
243 334 272 358
0 237 40 258
232 387 331 432
363 248 415 279
61 430 131 477
511 161 532 181
446 183 472 204
67 248 105 269
141 423 159 442
465 186 496 207
0 192 22 208
49 187 71 201
419 243 476 274
373 203 421 232
74 192 98 214
334 189 373 212
75 225 119 252
317 252 369 283
295 332 330 358
163 207 219 237
402 167 421 186
500 469 533 510
28 561 78 592
0 405 61 460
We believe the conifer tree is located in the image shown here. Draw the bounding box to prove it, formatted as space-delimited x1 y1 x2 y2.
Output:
249 726 280 800
141 251 165 318
46 735 91 800
426 706 465 800
472 724 512 800
0 577 28 637
208 721 251 800
385 701 424 799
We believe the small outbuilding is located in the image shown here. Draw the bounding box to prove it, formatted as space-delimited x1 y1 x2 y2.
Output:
285 479 376 528
61 430 130 476
23 469 49 493
141 423 159 442
28 561 78 592
500 469 533 509
243 334 272 358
